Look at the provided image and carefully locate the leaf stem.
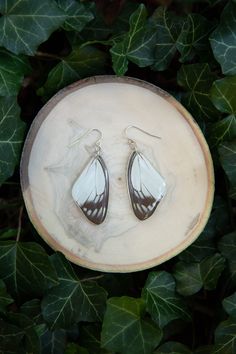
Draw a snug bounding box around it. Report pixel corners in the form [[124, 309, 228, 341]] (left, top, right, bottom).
[[81, 274, 104, 282], [16, 206, 23, 242], [35, 51, 61, 60]]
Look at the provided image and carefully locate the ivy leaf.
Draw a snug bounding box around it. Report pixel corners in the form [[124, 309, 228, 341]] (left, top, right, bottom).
[[223, 292, 236, 318], [8, 312, 41, 354], [173, 262, 202, 296], [154, 341, 192, 353], [0, 0, 66, 55], [214, 318, 236, 354], [80, 324, 111, 354], [0, 319, 25, 353], [39, 327, 66, 354], [110, 4, 156, 75], [177, 14, 210, 62], [79, 3, 111, 41], [150, 7, 182, 71], [101, 296, 162, 354], [0, 49, 30, 96], [174, 254, 225, 296], [218, 232, 236, 285], [0, 97, 25, 185], [200, 253, 225, 290], [41, 253, 107, 329], [142, 271, 190, 328], [65, 343, 89, 354], [21, 299, 43, 324], [219, 141, 236, 200], [211, 76, 236, 114], [57, 0, 94, 32], [210, 2, 236, 75], [218, 232, 236, 261], [38, 45, 106, 98], [0, 278, 13, 313], [177, 63, 218, 121], [209, 115, 236, 148], [0, 241, 58, 297]]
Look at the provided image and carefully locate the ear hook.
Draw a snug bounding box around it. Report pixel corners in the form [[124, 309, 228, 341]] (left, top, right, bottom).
[[68, 128, 102, 149], [124, 125, 161, 150]]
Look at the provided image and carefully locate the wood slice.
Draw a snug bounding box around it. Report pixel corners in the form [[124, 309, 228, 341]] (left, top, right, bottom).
[[20, 76, 214, 272]]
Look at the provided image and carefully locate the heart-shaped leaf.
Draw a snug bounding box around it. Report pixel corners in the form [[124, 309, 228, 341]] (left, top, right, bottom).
[[42, 253, 107, 329], [0, 278, 13, 313], [101, 296, 162, 354], [0, 241, 58, 297], [0, 97, 25, 185], [0, 0, 66, 55], [110, 4, 156, 75], [210, 2, 236, 75], [142, 271, 190, 328]]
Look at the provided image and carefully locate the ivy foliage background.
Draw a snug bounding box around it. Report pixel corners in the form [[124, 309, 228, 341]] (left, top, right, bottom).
[[0, 0, 236, 353]]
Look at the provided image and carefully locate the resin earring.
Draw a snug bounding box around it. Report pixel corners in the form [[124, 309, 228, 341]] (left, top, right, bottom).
[[125, 125, 166, 221], [69, 129, 109, 225]]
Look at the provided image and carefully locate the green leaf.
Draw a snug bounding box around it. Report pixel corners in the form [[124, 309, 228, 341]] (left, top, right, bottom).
[[0, 49, 30, 96], [0, 319, 25, 353], [223, 292, 236, 318], [110, 4, 156, 75], [21, 299, 43, 324], [177, 14, 210, 62], [200, 253, 225, 290], [0, 278, 13, 313], [0, 241, 58, 297], [219, 141, 236, 200], [8, 312, 41, 354], [173, 262, 202, 296], [79, 3, 111, 41], [65, 343, 89, 354], [209, 115, 236, 148], [101, 296, 162, 354], [210, 2, 236, 75], [38, 45, 106, 98], [80, 324, 111, 354], [218, 232, 236, 285], [154, 341, 192, 353], [41, 253, 107, 329], [211, 76, 236, 114], [0, 97, 25, 185], [174, 254, 225, 295], [177, 63, 218, 120], [57, 0, 94, 32], [39, 327, 66, 354], [218, 232, 236, 261], [142, 271, 190, 328], [0, 228, 18, 240], [214, 318, 236, 354], [0, 0, 66, 55], [150, 7, 182, 71]]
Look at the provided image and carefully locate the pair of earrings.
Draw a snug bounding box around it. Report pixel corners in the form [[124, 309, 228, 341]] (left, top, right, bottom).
[[70, 126, 166, 225]]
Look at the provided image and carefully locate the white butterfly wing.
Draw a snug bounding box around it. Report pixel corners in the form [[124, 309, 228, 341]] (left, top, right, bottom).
[[128, 151, 166, 220], [72, 156, 109, 224]]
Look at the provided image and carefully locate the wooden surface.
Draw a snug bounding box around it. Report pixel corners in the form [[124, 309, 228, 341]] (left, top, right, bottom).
[[20, 76, 214, 272]]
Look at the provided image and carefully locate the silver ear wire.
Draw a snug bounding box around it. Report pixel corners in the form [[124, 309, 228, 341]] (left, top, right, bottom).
[[124, 125, 161, 150], [68, 128, 102, 155]]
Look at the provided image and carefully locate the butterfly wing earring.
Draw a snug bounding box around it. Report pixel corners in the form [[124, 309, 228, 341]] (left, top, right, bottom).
[[69, 129, 109, 225], [125, 126, 166, 221]]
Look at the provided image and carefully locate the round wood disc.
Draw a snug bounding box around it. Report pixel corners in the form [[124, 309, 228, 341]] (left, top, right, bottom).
[[20, 76, 214, 272]]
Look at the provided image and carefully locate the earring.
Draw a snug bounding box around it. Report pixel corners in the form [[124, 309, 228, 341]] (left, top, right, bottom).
[[125, 126, 166, 221], [69, 129, 109, 225]]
